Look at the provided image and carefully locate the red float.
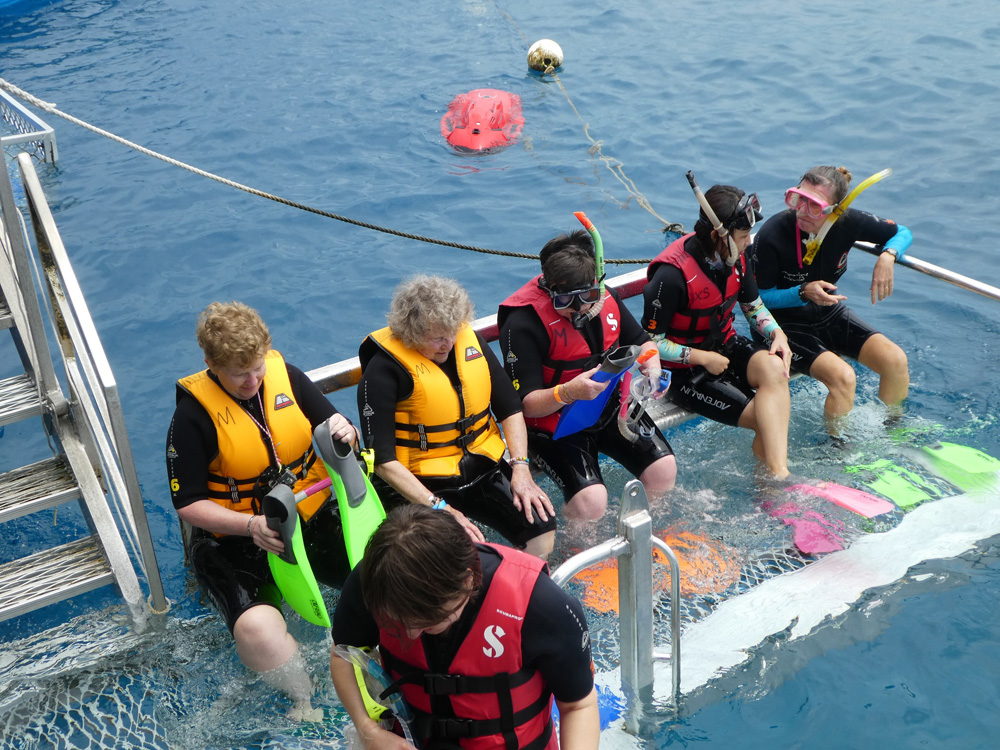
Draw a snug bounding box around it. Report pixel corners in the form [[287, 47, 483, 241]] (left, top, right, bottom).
[[440, 88, 524, 154]]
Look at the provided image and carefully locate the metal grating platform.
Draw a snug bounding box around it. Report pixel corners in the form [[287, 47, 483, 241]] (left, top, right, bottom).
[[0, 372, 44, 427], [0, 456, 79, 523], [0, 536, 113, 622]]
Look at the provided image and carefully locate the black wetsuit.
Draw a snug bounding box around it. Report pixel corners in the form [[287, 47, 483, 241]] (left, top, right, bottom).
[[166, 363, 350, 632], [356, 333, 556, 548], [752, 208, 901, 373], [642, 238, 768, 426], [499, 289, 672, 502]]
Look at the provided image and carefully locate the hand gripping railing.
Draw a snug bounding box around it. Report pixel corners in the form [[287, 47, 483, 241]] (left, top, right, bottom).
[[551, 479, 681, 730]]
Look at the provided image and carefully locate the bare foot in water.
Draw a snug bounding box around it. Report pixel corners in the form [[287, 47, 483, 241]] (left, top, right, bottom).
[[288, 702, 324, 722]]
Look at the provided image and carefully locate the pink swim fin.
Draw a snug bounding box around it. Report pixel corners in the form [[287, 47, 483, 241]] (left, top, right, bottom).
[[785, 482, 896, 519]]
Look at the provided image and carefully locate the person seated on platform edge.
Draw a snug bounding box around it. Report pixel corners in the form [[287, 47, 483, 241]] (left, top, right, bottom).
[[166, 301, 358, 721], [497, 229, 677, 521], [751, 165, 911, 426], [642, 183, 793, 479], [330, 504, 599, 750], [357, 275, 556, 559]]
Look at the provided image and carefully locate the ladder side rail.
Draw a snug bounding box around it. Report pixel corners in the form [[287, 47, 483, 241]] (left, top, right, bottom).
[[55, 411, 146, 625], [16, 153, 167, 615], [0, 160, 63, 409], [65, 357, 141, 544]]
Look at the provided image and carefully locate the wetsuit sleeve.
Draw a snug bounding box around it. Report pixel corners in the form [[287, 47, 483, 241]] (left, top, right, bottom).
[[642, 263, 693, 363], [287, 363, 340, 427], [166, 396, 218, 510], [759, 285, 805, 310], [749, 215, 785, 291], [884, 224, 912, 261], [521, 573, 595, 703], [641, 263, 687, 335], [357, 351, 409, 464], [736, 258, 762, 305], [482, 333, 523, 421], [740, 296, 781, 339], [846, 209, 901, 248], [498, 305, 552, 398], [331, 567, 380, 648]]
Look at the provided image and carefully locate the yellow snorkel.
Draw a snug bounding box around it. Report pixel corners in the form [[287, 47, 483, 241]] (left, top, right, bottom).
[[802, 168, 892, 264]]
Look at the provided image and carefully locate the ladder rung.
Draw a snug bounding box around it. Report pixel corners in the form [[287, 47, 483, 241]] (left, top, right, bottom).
[[0, 536, 113, 622], [0, 456, 79, 522], [0, 373, 44, 427]]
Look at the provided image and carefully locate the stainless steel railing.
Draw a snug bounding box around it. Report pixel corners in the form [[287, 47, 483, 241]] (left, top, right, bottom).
[[15, 153, 168, 614], [551, 480, 682, 730]]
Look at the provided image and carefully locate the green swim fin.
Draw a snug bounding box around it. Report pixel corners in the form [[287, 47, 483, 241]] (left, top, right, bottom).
[[846, 458, 944, 510], [263, 484, 331, 627], [312, 424, 386, 568], [919, 441, 1000, 492]]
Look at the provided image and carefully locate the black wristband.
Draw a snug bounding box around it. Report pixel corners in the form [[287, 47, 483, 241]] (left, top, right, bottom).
[[798, 284, 807, 302]]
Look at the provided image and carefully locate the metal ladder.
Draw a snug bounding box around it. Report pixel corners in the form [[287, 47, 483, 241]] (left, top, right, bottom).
[[0, 152, 166, 624]]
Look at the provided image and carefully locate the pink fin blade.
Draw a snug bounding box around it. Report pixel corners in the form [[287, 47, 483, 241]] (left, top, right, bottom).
[[785, 482, 896, 519]]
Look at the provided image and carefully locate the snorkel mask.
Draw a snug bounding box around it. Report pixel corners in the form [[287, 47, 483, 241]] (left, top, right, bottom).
[[541, 212, 608, 330], [686, 171, 762, 267]]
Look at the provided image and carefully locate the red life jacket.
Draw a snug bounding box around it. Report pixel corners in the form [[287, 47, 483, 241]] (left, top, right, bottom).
[[379, 544, 557, 750], [647, 234, 744, 366], [498, 276, 620, 433]]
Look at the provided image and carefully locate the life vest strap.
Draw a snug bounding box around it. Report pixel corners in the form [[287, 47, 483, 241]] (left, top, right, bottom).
[[395, 418, 491, 453], [411, 688, 552, 741]]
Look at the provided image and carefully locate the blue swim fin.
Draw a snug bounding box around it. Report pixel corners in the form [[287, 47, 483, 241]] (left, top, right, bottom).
[[552, 345, 641, 440], [263, 484, 331, 627], [312, 424, 386, 568]]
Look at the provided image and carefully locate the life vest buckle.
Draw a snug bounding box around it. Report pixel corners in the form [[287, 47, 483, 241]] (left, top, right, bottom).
[[430, 716, 477, 739], [425, 673, 468, 696]]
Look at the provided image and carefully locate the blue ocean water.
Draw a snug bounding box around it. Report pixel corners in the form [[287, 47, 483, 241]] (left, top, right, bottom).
[[2, 0, 1000, 747]]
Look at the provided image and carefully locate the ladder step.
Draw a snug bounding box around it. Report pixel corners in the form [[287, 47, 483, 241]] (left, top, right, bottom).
[[0, 456, 79, 523], [0, 536, 113, 622], [0, 373, 44, 428]]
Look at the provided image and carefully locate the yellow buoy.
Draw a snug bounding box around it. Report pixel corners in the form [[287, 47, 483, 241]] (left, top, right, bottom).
[[527, 39, 564, 74]]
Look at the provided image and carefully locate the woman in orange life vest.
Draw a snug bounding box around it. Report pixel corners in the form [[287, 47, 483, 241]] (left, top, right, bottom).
[[641, 182, 793, 479], [330, 504, 599, 750], [166, 301, 359, 721], [357, 275, 556, 559]]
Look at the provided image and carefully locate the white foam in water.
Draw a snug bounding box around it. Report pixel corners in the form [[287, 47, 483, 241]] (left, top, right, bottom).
[[598, 481, 1000, 748]]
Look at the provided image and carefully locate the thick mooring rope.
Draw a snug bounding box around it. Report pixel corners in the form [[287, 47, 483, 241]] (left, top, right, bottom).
[[0, 77, 666, 265]]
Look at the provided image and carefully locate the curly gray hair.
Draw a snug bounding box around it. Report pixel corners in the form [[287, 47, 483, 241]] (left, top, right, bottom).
[[386, 275, 475, 349]]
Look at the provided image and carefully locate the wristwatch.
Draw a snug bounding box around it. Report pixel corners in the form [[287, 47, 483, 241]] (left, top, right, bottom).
[[882, 247, 898, 260]]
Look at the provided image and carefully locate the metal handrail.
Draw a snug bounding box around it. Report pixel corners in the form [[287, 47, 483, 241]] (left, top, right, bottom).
[[854, 241, 1000, 302], [15, 153, 168, 614], [551, 480, 682, 729]]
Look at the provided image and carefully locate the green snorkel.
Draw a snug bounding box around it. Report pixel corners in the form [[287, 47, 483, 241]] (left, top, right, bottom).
[[568, 211, 606, 330], [573, 211, 605, 296]]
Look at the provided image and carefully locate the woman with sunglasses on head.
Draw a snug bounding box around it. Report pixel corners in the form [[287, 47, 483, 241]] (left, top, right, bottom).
[[751, 166, 912, 424], [498, 229, 677, 521], [642, 181, 793, 480]]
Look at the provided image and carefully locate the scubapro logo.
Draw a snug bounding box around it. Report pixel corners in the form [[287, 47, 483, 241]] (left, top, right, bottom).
[[482, 625, 506, 658]]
